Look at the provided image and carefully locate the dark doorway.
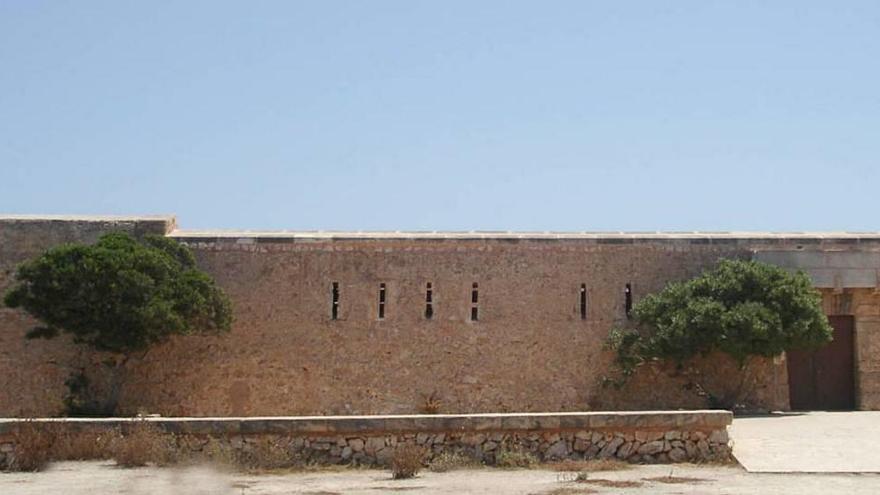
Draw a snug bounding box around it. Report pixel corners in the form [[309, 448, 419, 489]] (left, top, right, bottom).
[[787, 315, 855, 410]]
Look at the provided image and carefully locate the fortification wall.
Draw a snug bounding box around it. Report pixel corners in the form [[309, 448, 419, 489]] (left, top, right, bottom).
[[0, 217, 175, 416], [3, 217, 877, 416], [119, 235, 764, 416]]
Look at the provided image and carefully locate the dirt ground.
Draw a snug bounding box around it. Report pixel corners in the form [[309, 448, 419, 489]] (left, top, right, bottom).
[[3, 461, 880, 495]]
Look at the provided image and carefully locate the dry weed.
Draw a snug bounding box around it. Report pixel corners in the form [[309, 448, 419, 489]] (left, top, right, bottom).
[[428, 451, 480, 472], [495, 447, 537, 468], [576, 477, 644, 488], [419, 392, 442, 414], [549, 458, 630, 472], [235, 436, 297, 471], [53, 429, 113, 461], [544, 488, 599, 495], [5, 421, 55, 472], [390, 443, 425, 479], [109, 421, 177, 467], [643, 475, 708, 484], [193, 437, 239, 469]]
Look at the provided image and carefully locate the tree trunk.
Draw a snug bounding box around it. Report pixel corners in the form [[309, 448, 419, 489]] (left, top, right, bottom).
[[101, 357, 128, 416]]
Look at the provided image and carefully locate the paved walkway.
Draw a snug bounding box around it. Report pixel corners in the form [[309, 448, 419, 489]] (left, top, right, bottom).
[[730, 411, 880, 473]]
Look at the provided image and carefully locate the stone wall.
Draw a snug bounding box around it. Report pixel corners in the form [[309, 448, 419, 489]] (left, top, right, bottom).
[[133, 231, 856, 416], [2, 216, 880, 416], [111, 235, 781, 416], [0, 216, 176, 416], [0, 411, 733, 469]]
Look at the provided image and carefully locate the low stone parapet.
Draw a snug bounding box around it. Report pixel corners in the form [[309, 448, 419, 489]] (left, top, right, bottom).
[[0, 411, 732, 469]]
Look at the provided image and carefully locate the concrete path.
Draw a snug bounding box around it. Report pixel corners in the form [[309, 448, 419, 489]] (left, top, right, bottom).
[[731, 411, 880, 473]]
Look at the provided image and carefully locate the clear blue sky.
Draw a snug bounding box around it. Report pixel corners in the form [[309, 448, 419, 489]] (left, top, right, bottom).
[[1, 2, 878, 231]]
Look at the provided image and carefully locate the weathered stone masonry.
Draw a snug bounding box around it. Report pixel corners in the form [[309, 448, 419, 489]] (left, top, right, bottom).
[[0, 411, 733, 468], [1, 215, 880, 416]]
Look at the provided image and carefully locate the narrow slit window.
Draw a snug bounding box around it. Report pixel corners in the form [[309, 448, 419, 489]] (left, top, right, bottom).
[[625, 283, 632, 318], [331, 282, 339, 320], [580, 284, 587, 320], [378, 283, 386, 320], [425, 282, 433, 319], [470, 282, 479, 321]]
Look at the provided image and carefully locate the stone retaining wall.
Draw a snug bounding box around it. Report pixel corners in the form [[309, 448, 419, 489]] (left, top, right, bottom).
[[0, 411, 732, 469]]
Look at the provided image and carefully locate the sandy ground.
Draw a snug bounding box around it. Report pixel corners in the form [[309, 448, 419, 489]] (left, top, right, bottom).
[[2, 461, 880, 495]]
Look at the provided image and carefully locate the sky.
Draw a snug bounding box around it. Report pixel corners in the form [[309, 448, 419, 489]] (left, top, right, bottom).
[[1, 1, 879, 232]]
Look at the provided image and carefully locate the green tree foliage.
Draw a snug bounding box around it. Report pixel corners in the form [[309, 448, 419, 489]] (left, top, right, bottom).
[[608, 259, 832, 377], [4, 232, 232, 354]]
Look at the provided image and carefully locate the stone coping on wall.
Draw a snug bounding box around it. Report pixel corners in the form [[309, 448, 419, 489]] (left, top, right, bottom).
[[169, 230, 880, 246], [0, 411, 731, 436], [0, 215, 177, 234], [4, 215, 880, 245], [0, 214, 176, 222]]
